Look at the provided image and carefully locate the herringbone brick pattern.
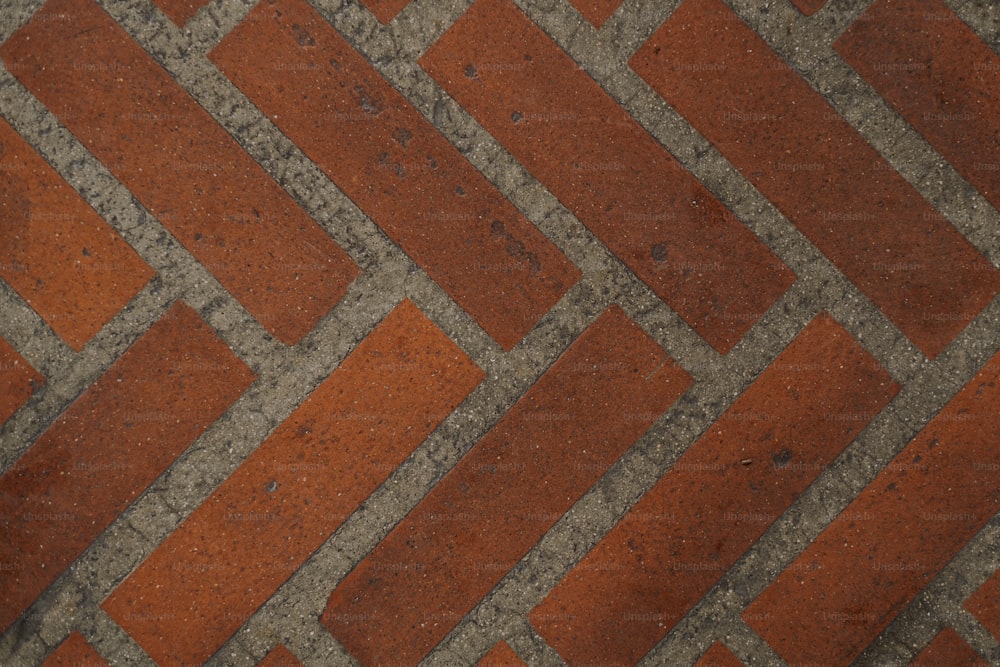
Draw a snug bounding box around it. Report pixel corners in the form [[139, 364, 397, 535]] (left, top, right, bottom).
[[1, 0, 998, 665]]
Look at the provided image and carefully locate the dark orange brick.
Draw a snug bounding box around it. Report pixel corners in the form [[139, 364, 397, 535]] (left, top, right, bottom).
[[631, 0, 1000, 359], [835, 0, 1000, 212], [965, 569, 1000, 642], [0, 0, 358, 346], [152, 0, 208, 26], [42, 631, 108, 666], [790, 0, 826, 15], [743, 350, 1000, 666], [696, 642, 746, 667], [101, 300, 483, 666], [209, 0, 579, 351], [477, 641, 526, 667], [569, 0, 623, 27], [530, 313, 897, 666], [420, 0, 793, 354], [910, 628, 987, 667], [323, 305, 692, 665], [359, 0, 410, 23], [0, 336, 43, 427], [0, 302, 255, 633], [258, 644, 302, 667], [0, 117, 154, 351]]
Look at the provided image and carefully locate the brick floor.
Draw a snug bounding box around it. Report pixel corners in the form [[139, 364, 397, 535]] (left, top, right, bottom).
[[0, 1, 998, 666]]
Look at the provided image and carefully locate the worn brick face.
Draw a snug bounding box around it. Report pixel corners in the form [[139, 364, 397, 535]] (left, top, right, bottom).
[[323, 305, 692, 665], [0, 302, 255, 633], [530, 313, 898, 665], [0, 336, 43, 427], [835, 0, 1000, 214], [209, 0, 579, 351], [0, 117, 154, 351], [101, 300, 483, 666], [744, 350, 1000, 666], [631, 0, 1000, 358], [420, 0, 794, 354], [0, 0, 358, 345]]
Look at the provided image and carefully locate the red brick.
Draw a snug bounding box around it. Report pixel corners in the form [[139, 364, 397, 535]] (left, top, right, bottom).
[[630, 0, 1000, 359], [835, 0, 1000, 213], [790, 0, 826, 15], [0, 0, 358, 346], [695, 642, 746, 667], [910, 628, 987, 667], [530, 313, 897, 666], [419, 0, 794, 354], [0, 336, 43, 427], [209, 0, 579, 352], [152, 0, 207, 26], [258, 644, 302, 667], [359, 0, 410, 23], [42, 631, 108, 666], [101, 300, 483, 666], [743, 350, 1000, 666], [477, 641, 526, 667], [0, 117, 154, 351], [0, 302, 255, 633], [569, 0, 623, 27], [323, 305, 692, 665], [965, 568, 1000, 642]]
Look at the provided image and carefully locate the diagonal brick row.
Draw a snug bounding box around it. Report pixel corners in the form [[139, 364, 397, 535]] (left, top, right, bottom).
[[1, 0, 999, 664]]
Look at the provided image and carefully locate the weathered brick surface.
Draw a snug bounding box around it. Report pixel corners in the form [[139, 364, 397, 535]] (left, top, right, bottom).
[[910, 628, 988, 667], [0, 302, 255, 633], [323, 305, 691, 664], [42, 632, 108, 666], [102, 300, 482, 665], [1, 0, 998, 664], [531, 313, 898, 665], [695, 642, 745, 667], [0, 117, 153, 351], [966, 569, 1000, 642], [744, 350, 1000, 666], [151, 0, 207, 26], [0, 335, 42, 426], [257, 644, 302, 667], [835, 0, 1000, 214], [477, 641, 526, 667], [420, 0, 795, 354], [209, 0, 579, 351], [630, 0, 1000, 358], [0, 0, 358, 345], [568, 0, 623, 27]]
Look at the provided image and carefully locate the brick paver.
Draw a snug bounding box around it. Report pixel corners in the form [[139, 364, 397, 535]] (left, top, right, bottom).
[[744, 349, 1000, 666], [477, 641, 526, 667], [530, 313, 898, 665], [209, 0, 579, 351], [0, 0, 358, 345], [257, 644, 302, 667], [568, 0, 623, 27], [324, 305, 691, 664], [0, 335, 42, 426], [102, 300, 482, 665], [911, 628, 988, 667], [695, 642, 745, 667], [631, 0, 1000, 359], [420, 0, 795, 354], [835, 0, 1000, 214], [1, 0, 999, 664], [42, 632, 108, 666], [0, 117, 153, 351], [966, 569, 1000, 642], [0, 302, 255, 633]]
